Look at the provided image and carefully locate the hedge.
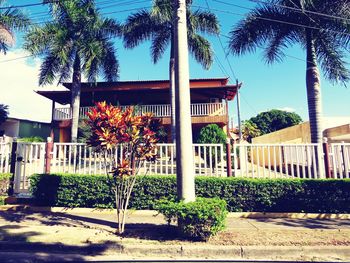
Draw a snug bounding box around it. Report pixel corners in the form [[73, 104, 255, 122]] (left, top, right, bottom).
[[30, 174, 350, 213], [0, 173, 12, 205]]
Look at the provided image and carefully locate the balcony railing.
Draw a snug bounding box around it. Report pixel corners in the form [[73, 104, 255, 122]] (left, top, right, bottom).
[[53, 102, 226, 121]]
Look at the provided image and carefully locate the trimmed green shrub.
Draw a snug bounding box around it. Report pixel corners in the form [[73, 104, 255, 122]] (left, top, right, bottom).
[[30, 174, 350, 213], [0, 173, 12, 196], [157, 198, 227, 241]]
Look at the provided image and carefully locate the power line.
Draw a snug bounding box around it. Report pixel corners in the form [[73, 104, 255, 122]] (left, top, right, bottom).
[[245, 0, 350, 23], [193, 4, 350, 38], [204, 0, 237, 81], [17, 0, 149, 22], [203, 1, 258, 116], [213, 53, 230, 77], [31, 6, 152, 25], [0, 1, 61, 10], [0, 55, 33, 63]]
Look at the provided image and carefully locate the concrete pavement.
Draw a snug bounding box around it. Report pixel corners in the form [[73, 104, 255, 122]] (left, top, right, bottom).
[[0, 206, 350, 261]]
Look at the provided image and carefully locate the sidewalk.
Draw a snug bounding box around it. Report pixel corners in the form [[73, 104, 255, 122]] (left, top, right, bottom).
[[0, 206, 350, 261]]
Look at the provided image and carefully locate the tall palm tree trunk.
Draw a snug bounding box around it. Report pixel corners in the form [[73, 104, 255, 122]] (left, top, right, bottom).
[[71, 55, 82, 143], [305, 30, 322, 144], [170, 34, 176, 143], [175, 0, 195, 202]]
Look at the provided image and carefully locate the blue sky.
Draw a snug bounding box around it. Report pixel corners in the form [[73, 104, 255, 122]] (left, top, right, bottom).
[[1, 0, 349, 123]]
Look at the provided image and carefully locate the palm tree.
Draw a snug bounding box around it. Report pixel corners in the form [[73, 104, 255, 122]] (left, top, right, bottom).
[[24, 0, 121, 142], [228, 0, 350, 143], [0, 0, 30, 54], [0, 104, 9, 125], [123, 0, 220, 142]]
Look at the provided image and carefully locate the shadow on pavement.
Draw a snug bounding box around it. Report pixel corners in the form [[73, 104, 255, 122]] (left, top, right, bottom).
[[0, 210, 181, 242], [122, 223, 181, 241], [0, 223, 123, 262], [248, 217, 350, 229]]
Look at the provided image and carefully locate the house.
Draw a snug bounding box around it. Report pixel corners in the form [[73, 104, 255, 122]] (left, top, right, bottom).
[[0, 117, 59, 141], [36, 78, 241, 142]]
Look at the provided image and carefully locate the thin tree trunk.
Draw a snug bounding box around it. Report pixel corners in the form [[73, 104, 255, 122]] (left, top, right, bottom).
[[170, 37, 176, 143], [305, 29, 322, 144], [71, 55, 81, 143]]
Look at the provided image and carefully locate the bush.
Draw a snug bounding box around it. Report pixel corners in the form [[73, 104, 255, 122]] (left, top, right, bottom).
[[18, 136, 45, 142], [196, 124, 226, 145], [248, 109, 303, 135], [0, 173, 12, 196], [196, 124, 227, 167], [0, 196, 6, 205], [157, 198, 227, 241], [30, 174, 350, 213]]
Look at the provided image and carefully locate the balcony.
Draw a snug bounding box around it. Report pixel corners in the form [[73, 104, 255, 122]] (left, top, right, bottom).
[[53, 103, 227, 121]]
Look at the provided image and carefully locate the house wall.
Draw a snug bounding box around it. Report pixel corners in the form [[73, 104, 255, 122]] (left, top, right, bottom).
[[0, 120, 20, 137], [18, 120, 59, 141], [324, 124, 350, 142], [251, 117, 350, 168], [252, 122, 311, 144], [252, 117, 350, 144]]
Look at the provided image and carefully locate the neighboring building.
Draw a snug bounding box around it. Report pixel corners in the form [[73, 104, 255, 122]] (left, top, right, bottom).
[[0, 117, 59, 141], [36, 78, 241, 142], [252, 117, 350, 143]]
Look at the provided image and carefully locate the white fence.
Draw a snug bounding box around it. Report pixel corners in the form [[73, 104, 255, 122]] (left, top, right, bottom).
[[0, 142, 11, 173], [51, 143, 225, 177], [53, 102, 226, 120], [14, 142, 46, 193], [231, 143, 325, 179], [2, 141, 350, 194], [329, 143, 350, 179]]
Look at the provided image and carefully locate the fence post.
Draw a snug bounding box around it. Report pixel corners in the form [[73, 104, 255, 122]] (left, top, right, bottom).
[[9, 138, 17, 196], [45, 137, 53, 174], [322, 137, 331, 179], [226, 138, 232, 177]]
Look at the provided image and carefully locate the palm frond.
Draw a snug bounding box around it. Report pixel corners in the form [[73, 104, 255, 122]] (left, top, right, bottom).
[[228, 4, 301, 56], [25, 0, 120, 85], [97, 18, 122, 38], [0, 8, 31, 31], [24, 23, 62, 56], [264, 29, 296, 64], [315, 33, 350, 85], [39, 52, 62, 85], [151, 29, 170, 63], [188, 10, 220, 35], [123, 10, 161, 49], [151, 0, 173, 22], [188, 33, 213, 69], [101, 41, 119, 82], [0, 5, 31, 51]]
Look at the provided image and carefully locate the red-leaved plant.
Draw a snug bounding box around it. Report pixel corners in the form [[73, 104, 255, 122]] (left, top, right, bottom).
[[86, 102, 159, 233]]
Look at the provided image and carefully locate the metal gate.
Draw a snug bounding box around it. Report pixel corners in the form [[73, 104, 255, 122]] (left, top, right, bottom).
[[13, 142, 46, 194]]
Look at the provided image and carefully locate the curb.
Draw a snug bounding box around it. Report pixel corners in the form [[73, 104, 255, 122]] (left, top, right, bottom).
[[1, 205, 350, 219], [0, 242, 349, 261]]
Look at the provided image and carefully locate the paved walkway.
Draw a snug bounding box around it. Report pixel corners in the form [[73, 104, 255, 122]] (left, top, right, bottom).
[[2, 208, 350, 231], [0, 207, 350, 261]]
